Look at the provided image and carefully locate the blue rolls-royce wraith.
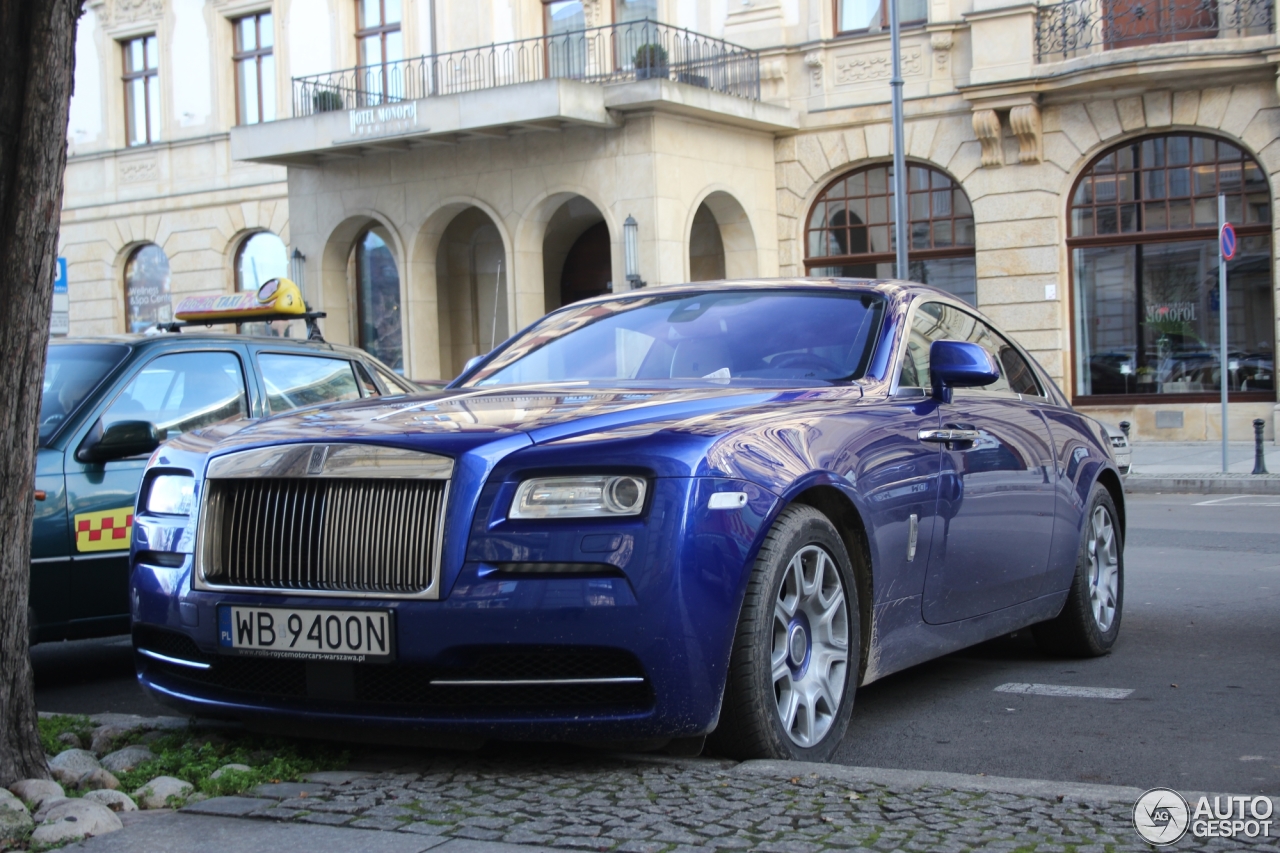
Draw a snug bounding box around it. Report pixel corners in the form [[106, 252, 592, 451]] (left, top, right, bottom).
[[130, 279, 1125, 760]]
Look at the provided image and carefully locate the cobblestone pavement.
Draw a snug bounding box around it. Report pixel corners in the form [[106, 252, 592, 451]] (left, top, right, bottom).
[[183, 750, 1278, 853]]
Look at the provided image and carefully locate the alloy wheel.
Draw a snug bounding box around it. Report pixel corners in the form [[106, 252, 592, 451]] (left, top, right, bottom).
[[772, 544, 850, 747]]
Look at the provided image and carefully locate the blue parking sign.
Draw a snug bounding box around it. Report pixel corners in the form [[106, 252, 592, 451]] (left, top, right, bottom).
[[54, 257, 67, 294]]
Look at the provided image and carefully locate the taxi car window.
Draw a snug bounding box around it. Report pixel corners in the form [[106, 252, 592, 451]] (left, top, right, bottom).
[[259, 353, 361, 415], [374, 365, 417, 394], [102, 351, 247, 437], [354, 362, 380, 397], [467, 291, 886, 386], [40, 344, 129, 445]]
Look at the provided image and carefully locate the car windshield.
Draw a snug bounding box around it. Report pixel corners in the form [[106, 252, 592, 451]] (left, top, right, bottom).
[[40, 344, 130, 445], [465, 290, 886, 387]]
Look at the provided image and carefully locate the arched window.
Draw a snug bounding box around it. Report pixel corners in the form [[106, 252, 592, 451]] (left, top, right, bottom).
[[805, 162, 976, 304], [124, 243, 171, 332], [235, 231, 288, 291], [1070, 132, 1274, 401], [354, 225, 403, 371]]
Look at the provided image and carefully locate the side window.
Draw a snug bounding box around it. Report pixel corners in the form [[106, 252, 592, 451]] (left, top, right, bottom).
[[102, 351, 247, 437], [259, 353, 361, 415], [931, 306, 1012, 396], [354, 362, 381, 397], [374, 365, 416, 394], [994, 335, 1042, 397], [898, 302, 950, 390]]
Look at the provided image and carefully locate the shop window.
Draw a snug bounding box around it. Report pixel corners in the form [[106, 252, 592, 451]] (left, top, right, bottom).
[[354, 225, 404, 371], [805, 161, 977, 304], [1070, 133, 1274, 401], [357, 0, 403, 104], [123, 35, 159, 146], [234, 12, 276, 125], [124, 244, 171, 333], [837, 0, 926, 34]]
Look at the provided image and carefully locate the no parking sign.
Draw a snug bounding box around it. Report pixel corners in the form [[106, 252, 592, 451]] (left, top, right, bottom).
[[1220, 221, 1237, 260]]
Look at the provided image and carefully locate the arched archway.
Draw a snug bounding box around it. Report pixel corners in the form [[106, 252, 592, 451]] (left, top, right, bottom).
[[540, 194, 613, 312], [688, 191, 757, 281], [804, 161, 976, 304], [1068, 131, 1274, 402], [319, 213, 405, 357], [434, 207, 510, 378]]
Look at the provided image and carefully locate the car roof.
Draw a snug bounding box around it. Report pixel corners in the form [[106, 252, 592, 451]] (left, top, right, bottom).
[[49, 331, 370, 359]]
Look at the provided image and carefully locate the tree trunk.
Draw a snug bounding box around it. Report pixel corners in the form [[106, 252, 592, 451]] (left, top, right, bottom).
[[0, 0, 84, 785]]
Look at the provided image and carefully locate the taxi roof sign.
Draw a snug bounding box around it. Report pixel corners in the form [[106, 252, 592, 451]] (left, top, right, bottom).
[[161, 278, 325, 340], [174, 278, 306, 322]]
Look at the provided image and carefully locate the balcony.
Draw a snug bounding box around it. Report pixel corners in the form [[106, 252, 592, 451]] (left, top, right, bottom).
[[231, 19, 795, 166], [1036, 0, 1274, 62], [292, 19, 761, 117]]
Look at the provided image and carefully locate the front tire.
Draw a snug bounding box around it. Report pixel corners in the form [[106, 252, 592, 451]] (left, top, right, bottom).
[[1033, 483, 1124, 657], [709, 505, 860, 761]]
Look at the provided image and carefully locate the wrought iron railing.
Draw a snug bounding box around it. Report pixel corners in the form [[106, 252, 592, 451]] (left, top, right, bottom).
[[1036, 0, 1273, 61], [292, 19, 760, 119]]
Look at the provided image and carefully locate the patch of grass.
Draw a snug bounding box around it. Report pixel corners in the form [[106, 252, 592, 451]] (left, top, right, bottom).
[[113, 731, 348, 801], [36, 715, 94, 756]]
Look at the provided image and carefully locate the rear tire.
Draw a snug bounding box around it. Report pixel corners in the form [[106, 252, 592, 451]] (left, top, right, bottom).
[[709, 505, 860, 761], [1033, 483, 1123, 657]]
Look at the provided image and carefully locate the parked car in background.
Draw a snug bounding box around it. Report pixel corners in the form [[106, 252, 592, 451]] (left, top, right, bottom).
[[33, 322, 416, 644], [1101, 422, 1131, 475], [130, 279, 1125, 760]]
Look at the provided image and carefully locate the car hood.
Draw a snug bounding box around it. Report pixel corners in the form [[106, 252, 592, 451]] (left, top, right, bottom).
[[198, 383, 843, 460]]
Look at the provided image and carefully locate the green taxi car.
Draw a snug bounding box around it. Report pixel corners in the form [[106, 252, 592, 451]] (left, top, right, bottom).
[[32, 331, 417, 644]]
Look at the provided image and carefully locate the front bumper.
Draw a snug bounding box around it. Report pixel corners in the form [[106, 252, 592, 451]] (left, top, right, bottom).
[[131, 477, 778, 740]]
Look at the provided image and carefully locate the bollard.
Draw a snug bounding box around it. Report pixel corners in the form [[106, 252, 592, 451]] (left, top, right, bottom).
[[1253, 418, 1269, 475], [1119, 420, 1131, 440]]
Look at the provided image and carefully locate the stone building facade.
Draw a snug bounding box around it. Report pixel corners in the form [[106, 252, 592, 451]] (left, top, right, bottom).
[[62, 0, 1280, 438]]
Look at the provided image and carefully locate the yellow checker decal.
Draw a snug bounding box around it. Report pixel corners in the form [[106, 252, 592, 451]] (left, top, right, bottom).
[[74, 507, 134, 553]]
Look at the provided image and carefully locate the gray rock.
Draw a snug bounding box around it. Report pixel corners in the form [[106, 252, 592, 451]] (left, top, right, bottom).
[[57, 731, 84, 750], [8, 778, 64, 810], [133, 776, 194, 809], [209, 763, 252, 780], [48, 748, 102, 786], [0, 805, 33, 843], [100, 744, 156, 774], [0, 796, 28, 816], [33, 797, 69, 823], [90, 724, 133, 756], [30, 798, 122, 845], [79, 767, 121, 791], [82, 789, 138, 812]]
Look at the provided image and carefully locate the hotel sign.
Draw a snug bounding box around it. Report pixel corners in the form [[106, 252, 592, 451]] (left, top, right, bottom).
[[346, 101, 421, 139]]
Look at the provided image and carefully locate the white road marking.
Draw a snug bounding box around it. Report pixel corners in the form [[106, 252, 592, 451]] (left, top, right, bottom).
[[1194, 495, 1280, 506], [994, 682, 1133, 700]]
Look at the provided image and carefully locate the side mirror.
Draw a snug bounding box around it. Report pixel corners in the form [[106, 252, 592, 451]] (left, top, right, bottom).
[[76, 420, 165, 464], [930, 340, 999, 402]]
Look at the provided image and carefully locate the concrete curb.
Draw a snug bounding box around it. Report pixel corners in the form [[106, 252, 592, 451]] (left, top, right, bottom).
[[1123, 474, 1280, 494], [735, 760, 1146, 805]]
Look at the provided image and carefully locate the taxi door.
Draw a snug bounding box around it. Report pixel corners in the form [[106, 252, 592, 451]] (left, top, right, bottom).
[[63, 345, 252, 630]]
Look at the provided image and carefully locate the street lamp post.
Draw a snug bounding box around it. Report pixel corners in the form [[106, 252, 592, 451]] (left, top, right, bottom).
[[889, 0, 909, 281], [624, 215, 645, 289]]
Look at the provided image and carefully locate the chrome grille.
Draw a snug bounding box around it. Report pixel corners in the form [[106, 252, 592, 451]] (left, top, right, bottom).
[[202, 478, 447, 595]]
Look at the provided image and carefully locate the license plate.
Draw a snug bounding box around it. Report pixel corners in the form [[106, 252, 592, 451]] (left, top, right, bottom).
[[217, 606, 394, 662]]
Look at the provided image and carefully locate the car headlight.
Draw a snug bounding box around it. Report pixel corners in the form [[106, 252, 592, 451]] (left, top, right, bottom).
[[146, 474, 195, 515], [510, 475, 647, 519]]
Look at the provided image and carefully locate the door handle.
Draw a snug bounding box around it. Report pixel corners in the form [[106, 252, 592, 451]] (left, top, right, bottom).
[[919, 428, 980, 443]]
